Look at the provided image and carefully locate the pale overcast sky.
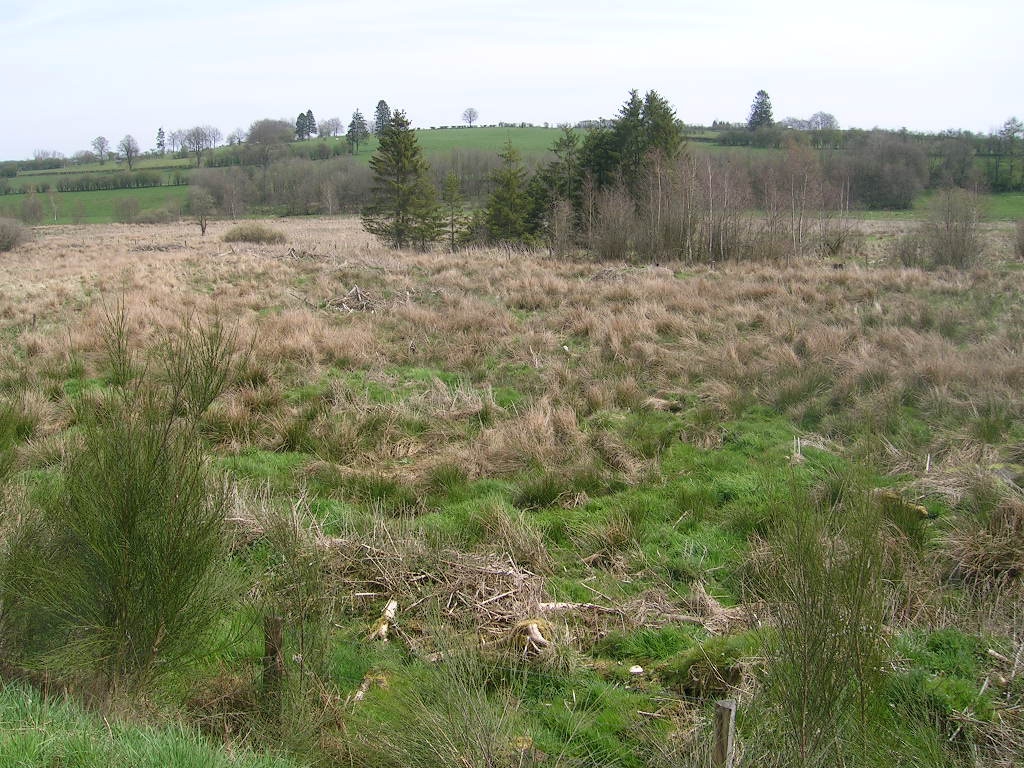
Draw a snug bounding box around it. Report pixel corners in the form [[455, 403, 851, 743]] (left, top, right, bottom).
[[4, 0, 1021, 159]]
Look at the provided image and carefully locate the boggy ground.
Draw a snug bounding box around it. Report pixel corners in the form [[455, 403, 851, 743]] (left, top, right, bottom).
[[0, 217, 1022, 767]]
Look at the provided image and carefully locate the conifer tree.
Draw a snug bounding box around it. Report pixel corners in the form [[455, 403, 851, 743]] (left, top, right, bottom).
[[409, 177, 444, 251], [361, 110, 440, 250], [642, 90, 683, 160], [305, 109, 317, 138], [347, 110, 370, 153], [748, 90, 774, 130], [614, 89, 647, 187], [156, 127, 165, 156], [485, 141, 533, 244], [295, 112, 309, 141], [374, 101, 391, 136]]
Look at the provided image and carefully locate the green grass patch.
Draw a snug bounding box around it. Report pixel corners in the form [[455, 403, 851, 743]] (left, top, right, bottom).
[[220, 450, 310, 490], [594, 625, 706, 662], [0, 682, 300, 767]]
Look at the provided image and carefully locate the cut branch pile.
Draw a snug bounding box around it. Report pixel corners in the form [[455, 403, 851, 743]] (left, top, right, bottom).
[[323, 285, 376, 313]]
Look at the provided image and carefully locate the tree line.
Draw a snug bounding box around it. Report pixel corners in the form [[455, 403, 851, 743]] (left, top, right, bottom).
[[355, 90, 976, 261]]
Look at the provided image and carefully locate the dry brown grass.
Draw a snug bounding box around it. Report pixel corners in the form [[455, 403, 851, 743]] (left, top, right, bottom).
[[2, 216, 1020, 493]]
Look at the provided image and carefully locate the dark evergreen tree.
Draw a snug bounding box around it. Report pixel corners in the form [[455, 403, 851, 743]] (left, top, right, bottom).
[[748, 90, 774, 130], [578, 127, 620, 189], [409, 177, 444, 250], [614, 89, 647, 188], [642, 90, 684, 160], [374, 101, 391, 136], [156, 127, 166, 156], [295, 112, 309, 141], [578, 89, 684, 193], [361, 110, 440, 250], [528, 127, 582, 235], [485, 141, 533, 244], [305, 109, 317, 138], [347, 110, 370, 153]]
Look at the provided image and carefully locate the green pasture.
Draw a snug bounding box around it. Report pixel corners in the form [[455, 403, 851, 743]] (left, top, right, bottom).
[[16, 155, 191, 177], [0, 185, 189, 225]]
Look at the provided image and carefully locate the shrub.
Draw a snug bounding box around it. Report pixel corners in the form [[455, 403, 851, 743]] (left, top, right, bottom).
[[921, 188, 982, 268], [892, 231, 926, 268], [114, 197, 140, 223], [0, 217, 28, 252], [755, 481, 889, 765], [222, 222, 287, 244], [19, 194, 43, 225], [134, 208, 175, 224], [0, 308, 241, 697]]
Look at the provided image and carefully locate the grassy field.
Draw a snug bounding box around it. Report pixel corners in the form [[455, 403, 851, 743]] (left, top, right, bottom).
[[0, 185, 189, 225], [293, 126, 564, 163], [0, 217, 1021, 766], [16, 155, 192, 176]]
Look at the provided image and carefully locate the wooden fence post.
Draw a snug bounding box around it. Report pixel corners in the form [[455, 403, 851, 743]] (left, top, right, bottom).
[[712, 698, 737, 768]]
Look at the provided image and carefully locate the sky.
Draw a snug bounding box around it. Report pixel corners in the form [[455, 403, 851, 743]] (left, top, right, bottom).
[[3, 0, 1022, 160]]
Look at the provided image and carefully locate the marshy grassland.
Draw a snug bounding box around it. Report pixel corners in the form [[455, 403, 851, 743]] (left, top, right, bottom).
[[0, 216, 1022, 767]]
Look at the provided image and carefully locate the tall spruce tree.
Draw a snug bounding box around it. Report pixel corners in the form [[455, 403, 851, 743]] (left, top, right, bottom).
[[362, 110, 440, 250], [295, 112, 309, 141], [614, 89, 647, 188], [374, 101, 391, 136], [156, 127, 166, 155], [748, 90, 774, 130], [305, 109, 317, 138], [642, 90, 683, 160]]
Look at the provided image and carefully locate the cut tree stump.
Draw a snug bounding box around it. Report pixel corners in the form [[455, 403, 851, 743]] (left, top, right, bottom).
[[371, 599, 399, 642]]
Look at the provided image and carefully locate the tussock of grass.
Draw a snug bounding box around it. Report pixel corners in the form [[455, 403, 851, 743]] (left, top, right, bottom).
[[222, 223, 287, 245]]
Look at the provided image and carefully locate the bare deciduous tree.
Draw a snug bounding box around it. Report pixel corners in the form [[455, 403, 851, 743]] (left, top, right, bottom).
[[92, 136, 110, 164], [182, 126, 217, 167], [118, 135, 140, 170], [318, 117, 342, 137], [462, 107, 479, 127], [168, 129, 185, 153]]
